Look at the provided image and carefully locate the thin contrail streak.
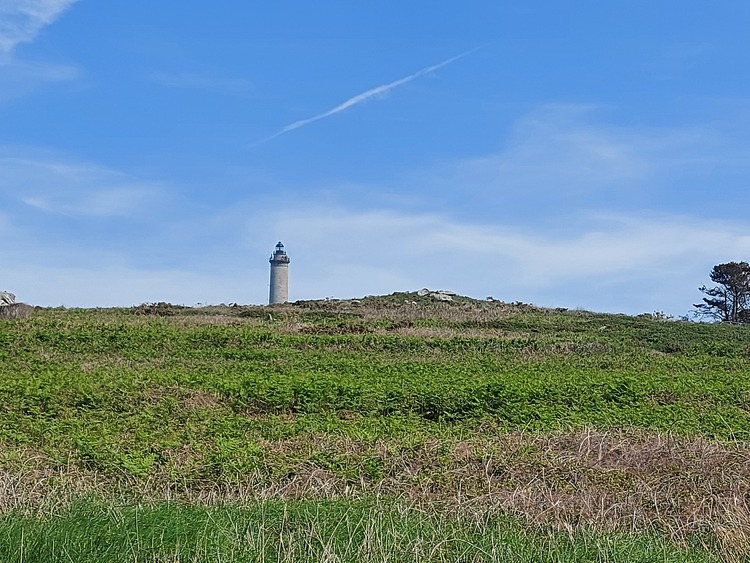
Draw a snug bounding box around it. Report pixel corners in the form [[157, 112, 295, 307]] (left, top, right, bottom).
[[255, 49, 476, 145]]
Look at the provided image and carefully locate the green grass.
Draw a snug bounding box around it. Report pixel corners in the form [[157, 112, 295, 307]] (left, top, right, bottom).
[[1, 301, 749, 465], [0, 499, 720, 563], [1, 295, 749, 560]]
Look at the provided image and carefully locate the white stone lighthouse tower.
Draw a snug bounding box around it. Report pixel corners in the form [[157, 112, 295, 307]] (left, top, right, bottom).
[[268, 241, 290, 304]]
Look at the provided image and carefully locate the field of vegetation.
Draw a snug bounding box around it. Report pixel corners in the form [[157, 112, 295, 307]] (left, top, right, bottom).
[[1, 292, 749, 561]]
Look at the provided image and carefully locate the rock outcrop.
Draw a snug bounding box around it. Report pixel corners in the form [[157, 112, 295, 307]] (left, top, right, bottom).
[[0, 303, 33, 319], [417, 288, 456, 302], [0, 292, 34, 319]]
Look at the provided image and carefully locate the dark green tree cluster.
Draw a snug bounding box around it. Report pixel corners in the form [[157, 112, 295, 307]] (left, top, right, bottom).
[[694, 261, 750, 323]]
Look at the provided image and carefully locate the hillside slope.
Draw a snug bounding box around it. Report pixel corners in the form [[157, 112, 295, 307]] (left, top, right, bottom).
[[0, 293, 748, 560]]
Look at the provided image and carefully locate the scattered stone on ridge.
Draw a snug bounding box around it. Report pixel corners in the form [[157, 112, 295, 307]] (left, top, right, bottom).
[[0, 303, 33, 319], [415, 288, 459, 302]]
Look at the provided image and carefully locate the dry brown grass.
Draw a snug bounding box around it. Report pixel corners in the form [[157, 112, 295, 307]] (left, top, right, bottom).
[[352, 299, 536, 328], [382, 325, 531, 340], [164, 299, 541, 339], [141, 297, 537, 326], [1, 429, 748, 554], [0, 450, 119, 514]]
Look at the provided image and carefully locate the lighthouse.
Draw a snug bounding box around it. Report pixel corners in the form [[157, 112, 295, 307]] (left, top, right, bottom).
[[269, 241, 290, 304]]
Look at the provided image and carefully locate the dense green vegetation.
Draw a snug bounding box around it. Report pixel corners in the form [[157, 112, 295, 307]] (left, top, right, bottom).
[[0, 293, 748, 561], [0, 500, 720, 563]]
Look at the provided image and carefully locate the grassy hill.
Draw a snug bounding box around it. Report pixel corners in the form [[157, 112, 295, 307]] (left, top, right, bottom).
[[0, 293, 748, 561]]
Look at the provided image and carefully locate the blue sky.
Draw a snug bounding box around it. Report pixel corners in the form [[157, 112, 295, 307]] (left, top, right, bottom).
[[2, 1, 750, 315]]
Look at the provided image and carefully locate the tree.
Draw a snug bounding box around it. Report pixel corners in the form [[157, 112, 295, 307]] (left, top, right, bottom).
[[694, 261, 750, 323]]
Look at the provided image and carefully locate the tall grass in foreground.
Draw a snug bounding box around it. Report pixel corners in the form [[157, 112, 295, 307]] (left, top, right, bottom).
[[0, 499, 721, 563]]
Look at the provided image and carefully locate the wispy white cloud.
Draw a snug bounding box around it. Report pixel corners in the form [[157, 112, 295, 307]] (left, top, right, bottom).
[[22, 187, 156, 217], [0, 150, 165, 217], [0, 0, 80, 59], [410, 103, 750, 223], [256, 49, 476, 145], [0, 57, 77, 79], [0, 1, 81, 97], [0, 58, 80, 99]]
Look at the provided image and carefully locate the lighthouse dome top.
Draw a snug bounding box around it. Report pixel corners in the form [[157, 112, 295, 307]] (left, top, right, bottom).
[[269, 241, 290, 264]]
